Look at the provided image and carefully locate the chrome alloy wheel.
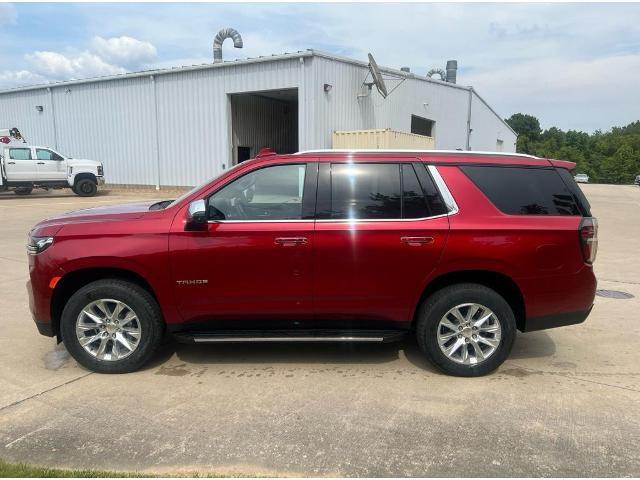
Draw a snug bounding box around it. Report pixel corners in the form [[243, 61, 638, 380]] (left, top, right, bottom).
[[75, 299, 142, 361], [436, 303, 502, 365]]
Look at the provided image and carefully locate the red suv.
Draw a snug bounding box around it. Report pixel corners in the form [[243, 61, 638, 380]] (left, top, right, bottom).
[[27, 150, 597, 376]]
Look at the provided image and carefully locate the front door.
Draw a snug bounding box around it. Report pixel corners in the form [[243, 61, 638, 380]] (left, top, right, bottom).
[[313, 160, 450, 328], [169, 162, 317, 328], [4, 147, 37, 181], [35, 148, 67, 181]]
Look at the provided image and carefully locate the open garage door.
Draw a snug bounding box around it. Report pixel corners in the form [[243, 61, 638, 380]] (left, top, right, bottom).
[[230, 89, 298, 164]]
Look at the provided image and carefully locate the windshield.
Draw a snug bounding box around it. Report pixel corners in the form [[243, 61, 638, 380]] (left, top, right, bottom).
[[167, 163, 245, 209]]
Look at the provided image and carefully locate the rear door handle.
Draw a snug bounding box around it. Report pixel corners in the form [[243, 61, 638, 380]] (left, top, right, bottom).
[[7, 161, 15, 165], [401, 236, 434, 246], [37, 162, 45, 165], [274, 237, 308, 246]]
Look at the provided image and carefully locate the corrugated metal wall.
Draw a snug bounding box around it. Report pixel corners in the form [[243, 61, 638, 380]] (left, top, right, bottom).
[[0, 89, 56, 147], [52, 77, 156, 185], [469, 90, 517, 152], [0, 53, 515, 187], [305, 56, 515, 152]]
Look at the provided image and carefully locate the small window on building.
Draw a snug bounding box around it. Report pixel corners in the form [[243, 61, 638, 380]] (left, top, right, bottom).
[[411, 115, 434, 137], [496, 139, 504, 152]]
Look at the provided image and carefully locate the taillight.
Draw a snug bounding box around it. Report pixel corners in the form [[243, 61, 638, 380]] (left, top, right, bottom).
[[579, 217, 598, 264]]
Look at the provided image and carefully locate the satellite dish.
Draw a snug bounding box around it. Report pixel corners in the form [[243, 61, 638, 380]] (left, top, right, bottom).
[[367, 53, 388, 98]]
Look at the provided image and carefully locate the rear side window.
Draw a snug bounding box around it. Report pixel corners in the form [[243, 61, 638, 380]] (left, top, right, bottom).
[[402, 164, 448, 218], [461, 165, 581, 216], [330, 163, 401, 219], [556, 168, 592, 216]]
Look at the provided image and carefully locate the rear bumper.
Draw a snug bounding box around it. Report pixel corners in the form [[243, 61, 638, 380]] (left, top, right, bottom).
[[523, 305, 593, 332]]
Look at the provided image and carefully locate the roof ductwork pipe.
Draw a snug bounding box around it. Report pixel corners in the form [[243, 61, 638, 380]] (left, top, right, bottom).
[[213, 27, 243, 63], [446, 60, 458, 84]]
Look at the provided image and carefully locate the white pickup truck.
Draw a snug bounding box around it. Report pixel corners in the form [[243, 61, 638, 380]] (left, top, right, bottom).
[[0, 130, 104, 196]]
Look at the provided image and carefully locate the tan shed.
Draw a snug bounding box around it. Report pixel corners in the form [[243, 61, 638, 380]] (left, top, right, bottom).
[[332, 129, 435, 150]]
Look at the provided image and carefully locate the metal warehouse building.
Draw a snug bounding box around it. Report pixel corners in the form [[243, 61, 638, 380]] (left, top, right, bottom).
[[0, 49, 516, 188]]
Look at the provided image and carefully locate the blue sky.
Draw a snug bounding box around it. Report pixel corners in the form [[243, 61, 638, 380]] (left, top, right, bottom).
[[1, 2, 639, 131]]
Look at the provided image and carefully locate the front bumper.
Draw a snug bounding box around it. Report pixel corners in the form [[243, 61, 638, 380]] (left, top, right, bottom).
[[97, 176, 105, 186]]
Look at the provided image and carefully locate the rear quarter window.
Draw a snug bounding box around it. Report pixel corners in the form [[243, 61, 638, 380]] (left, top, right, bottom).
[[460, 165, 581, 216]]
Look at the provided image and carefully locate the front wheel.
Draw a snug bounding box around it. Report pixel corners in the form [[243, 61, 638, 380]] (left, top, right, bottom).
[[60, 279, 164, 373], [74, 178, 97, 197], [416, 283, 516, 377]]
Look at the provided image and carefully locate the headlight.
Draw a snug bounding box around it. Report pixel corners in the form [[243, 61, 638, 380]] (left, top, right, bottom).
[[27, 236, 54, 255], [97, 165, 103, 176]]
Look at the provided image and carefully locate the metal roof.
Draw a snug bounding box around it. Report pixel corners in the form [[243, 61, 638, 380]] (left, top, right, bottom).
[[0, 48, 517, 137], [0, 49, 470, 95]]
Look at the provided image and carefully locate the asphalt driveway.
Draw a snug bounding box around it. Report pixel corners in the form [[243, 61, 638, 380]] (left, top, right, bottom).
[[0, 185, 639, 476]]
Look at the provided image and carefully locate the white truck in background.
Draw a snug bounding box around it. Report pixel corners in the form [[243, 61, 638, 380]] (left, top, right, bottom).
[[0, 128, 105, 197]]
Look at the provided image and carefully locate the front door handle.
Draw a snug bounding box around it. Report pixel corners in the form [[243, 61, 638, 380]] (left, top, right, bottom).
[[401, 236, 434, 246], [274, 237, 308, 246], [7, 161, 15, 165], [37, 162, 45, 165]]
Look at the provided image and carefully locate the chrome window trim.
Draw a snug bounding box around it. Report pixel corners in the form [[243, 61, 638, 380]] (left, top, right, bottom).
[[206, 164, 458, 223], [208, 219, 312, 224], [428, 165, 459, 215]]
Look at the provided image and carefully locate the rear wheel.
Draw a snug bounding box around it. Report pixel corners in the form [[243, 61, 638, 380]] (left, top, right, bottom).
[[74, 178, 97, 197], [416, 283, 516, 377], [60, 279, 164, 373], [14, 187, 33, 195]]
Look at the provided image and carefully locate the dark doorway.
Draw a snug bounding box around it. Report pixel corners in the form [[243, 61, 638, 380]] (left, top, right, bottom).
[[237, 146, 251, 163], [230, 89, 299, 165]]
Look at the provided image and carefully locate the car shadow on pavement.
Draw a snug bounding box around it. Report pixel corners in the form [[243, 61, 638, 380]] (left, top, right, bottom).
[[143, 332, 556, 374], [510, 331, 556, 359], [144, 338, 439, 374]]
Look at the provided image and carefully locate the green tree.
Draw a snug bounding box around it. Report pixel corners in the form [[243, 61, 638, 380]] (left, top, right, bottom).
[[506, 113, 640, 184], [505, 113, 542, 140]]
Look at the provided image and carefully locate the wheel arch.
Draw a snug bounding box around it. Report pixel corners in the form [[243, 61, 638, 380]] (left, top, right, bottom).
[[50, 267, 161, 338], [72, 172, 97, 186], [414, 270, 526, 331]]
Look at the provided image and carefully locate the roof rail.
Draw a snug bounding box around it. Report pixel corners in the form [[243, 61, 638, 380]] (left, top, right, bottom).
[[293, 149, 539, 159]]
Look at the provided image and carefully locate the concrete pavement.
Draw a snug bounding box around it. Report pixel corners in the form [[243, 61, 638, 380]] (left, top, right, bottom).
[[0, 185, 639, 476]]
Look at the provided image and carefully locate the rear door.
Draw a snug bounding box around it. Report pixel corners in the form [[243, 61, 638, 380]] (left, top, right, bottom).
[[4, 147, 37, 181], [313, 159, 450, 327], [35, 148, 67, 181]]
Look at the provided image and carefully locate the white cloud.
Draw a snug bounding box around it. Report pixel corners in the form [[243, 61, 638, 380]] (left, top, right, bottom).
[[0, 3, 17, 26], [90, 35, 157, 68], [0, 70, 45, 89], [25, 50, 126, 79], [0, 35, 158, 88]]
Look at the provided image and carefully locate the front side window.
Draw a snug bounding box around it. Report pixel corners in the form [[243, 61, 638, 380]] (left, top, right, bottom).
[[9, 148, 32, 160], [36, 149, 62, 161], [208, 164, 306, 221], [330, 163, 401, 219]]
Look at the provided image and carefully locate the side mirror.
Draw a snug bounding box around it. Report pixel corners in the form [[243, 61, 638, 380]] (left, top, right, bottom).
[[185, 199, 207, 231]]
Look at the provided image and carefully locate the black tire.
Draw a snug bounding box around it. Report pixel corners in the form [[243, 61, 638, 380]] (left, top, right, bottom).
[[74, 178, 97, 197], [416, 283, 516, 377], [60, 279, 164, 373], [14, 187, 33, 195]]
